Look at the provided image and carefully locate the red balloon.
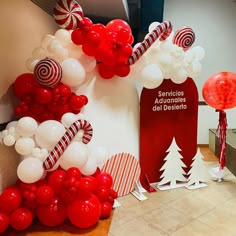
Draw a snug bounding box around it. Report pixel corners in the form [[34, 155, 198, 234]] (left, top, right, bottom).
[[10, 208, 33, 231], [13, 73, 39, 98], [100, 201, 112, 219], [0, 211, 9, 234], [69, 95, 84, 111], [98, 64, 115, 79], [106, 19, 131, 35], [90, 23, 106, 37], [0, 187, 22, 214], [71, 29, 86, 45], [68, 194, 101, 229], [78, 176, 98, 198], [96, 173, 113, 189], [36, 185, 54, 205], [115, 64, 131, 77], [82, 43, 97, 56], [37, 197, 67, 227], [35, 87, 53, 104], [202, 72, 236, 110], [66, 167, 82, 180], [116, 28, 131, 44], [47, 169, 66, 194], [95, 186, 110, 202]]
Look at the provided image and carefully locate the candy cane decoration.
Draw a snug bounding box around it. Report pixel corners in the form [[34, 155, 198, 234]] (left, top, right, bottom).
[[128, 21, 172, 65], [43, 119, 93, 170]]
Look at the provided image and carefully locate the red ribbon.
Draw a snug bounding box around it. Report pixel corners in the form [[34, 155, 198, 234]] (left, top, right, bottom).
[[216, 110, 227, 169]]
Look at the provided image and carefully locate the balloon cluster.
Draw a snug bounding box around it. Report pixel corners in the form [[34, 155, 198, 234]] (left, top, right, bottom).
[[131, 22, 205, 89], [0, 116, 110, 183], [13, 73, 88, 123], [71, 19, 134, 79], [0, 167, 117, 234]]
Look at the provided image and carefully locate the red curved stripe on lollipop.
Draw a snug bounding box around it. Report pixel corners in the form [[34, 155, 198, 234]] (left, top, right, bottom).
[[128, 21, 172, 65], [42, 119, 93, 170]]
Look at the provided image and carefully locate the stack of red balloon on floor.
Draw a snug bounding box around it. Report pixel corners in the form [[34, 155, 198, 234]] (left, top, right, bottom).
[[0, 167, 117, 233]]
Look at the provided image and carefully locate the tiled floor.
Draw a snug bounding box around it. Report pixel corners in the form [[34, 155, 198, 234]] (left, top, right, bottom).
[[108, 147, 236, 236]]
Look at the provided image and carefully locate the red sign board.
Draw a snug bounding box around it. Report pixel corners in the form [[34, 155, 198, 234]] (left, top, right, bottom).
[[139, 78, 199, 189]]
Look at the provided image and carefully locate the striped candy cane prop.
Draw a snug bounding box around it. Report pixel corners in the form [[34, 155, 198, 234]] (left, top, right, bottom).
[[43, 119, 93, 170], [128, 21, 172, 65]]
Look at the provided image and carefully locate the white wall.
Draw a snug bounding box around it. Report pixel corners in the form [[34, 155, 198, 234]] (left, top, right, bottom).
[[163, 0, 236, 143]]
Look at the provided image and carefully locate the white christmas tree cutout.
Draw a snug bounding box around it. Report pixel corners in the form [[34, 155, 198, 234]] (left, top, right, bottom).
[[186, 147, 208, 189], [157, 137, 187, 190]]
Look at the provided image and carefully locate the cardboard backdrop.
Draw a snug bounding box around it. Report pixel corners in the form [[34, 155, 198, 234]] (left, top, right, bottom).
[[139, 77, 199, 188]]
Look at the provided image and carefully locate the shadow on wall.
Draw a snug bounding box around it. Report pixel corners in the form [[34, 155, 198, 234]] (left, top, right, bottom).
[[0, 146, 20, 193]]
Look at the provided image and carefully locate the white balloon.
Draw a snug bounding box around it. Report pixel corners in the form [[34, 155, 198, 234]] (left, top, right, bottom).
[[139, 64, 164, 89], [160, 40, 175, 52], [35, 120, 65, 149], [61, 58, 86, 87], [91, 146, 109, 165], [17, 158, 44, 183], [148, 22, 160, 33], [32, 47, 47, 59], [184, 50, 195, 64], [54, 29, 71, 46], [6, 121, 18, 129], [159, 53, 173, 67], [32, 147, 41, 159], [16, 117, 38, 137], [50, 45, 68, 62], [3, 135, 15, 146], [47, 39, 61, 53], [79, 54, 96, 72], [15, 137, 35, 155], [66, 43, 83, 58], [60, 141, 88, 170], [25, 57, 40, 72], [80, 157, 97, 176], [188, 61, 202, 78], [61, 112, 78, 128], [41, 34, 55, 49], [172, 68, 188, 84], [192, 46, 205, 60]]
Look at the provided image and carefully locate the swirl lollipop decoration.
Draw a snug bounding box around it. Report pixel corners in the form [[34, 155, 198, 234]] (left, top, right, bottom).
[[34, 58, 62, 88], [53, 0, 84, 30], [172, 27, 195, 51]]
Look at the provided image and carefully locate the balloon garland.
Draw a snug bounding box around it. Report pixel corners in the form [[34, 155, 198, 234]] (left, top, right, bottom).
[[0, 0, 207, 233]]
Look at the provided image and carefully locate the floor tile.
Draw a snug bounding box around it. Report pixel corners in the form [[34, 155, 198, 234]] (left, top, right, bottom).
[[170, 220, 216, 236], [110, 217, 168, 236], [141, 205, 194, 234], [197, 204, 236, 235]]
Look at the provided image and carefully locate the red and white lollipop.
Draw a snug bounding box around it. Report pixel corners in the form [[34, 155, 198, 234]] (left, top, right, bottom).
[[172, 27, 195, 51], [53, 0, 84, 30], [34, 58, 62, 88]]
